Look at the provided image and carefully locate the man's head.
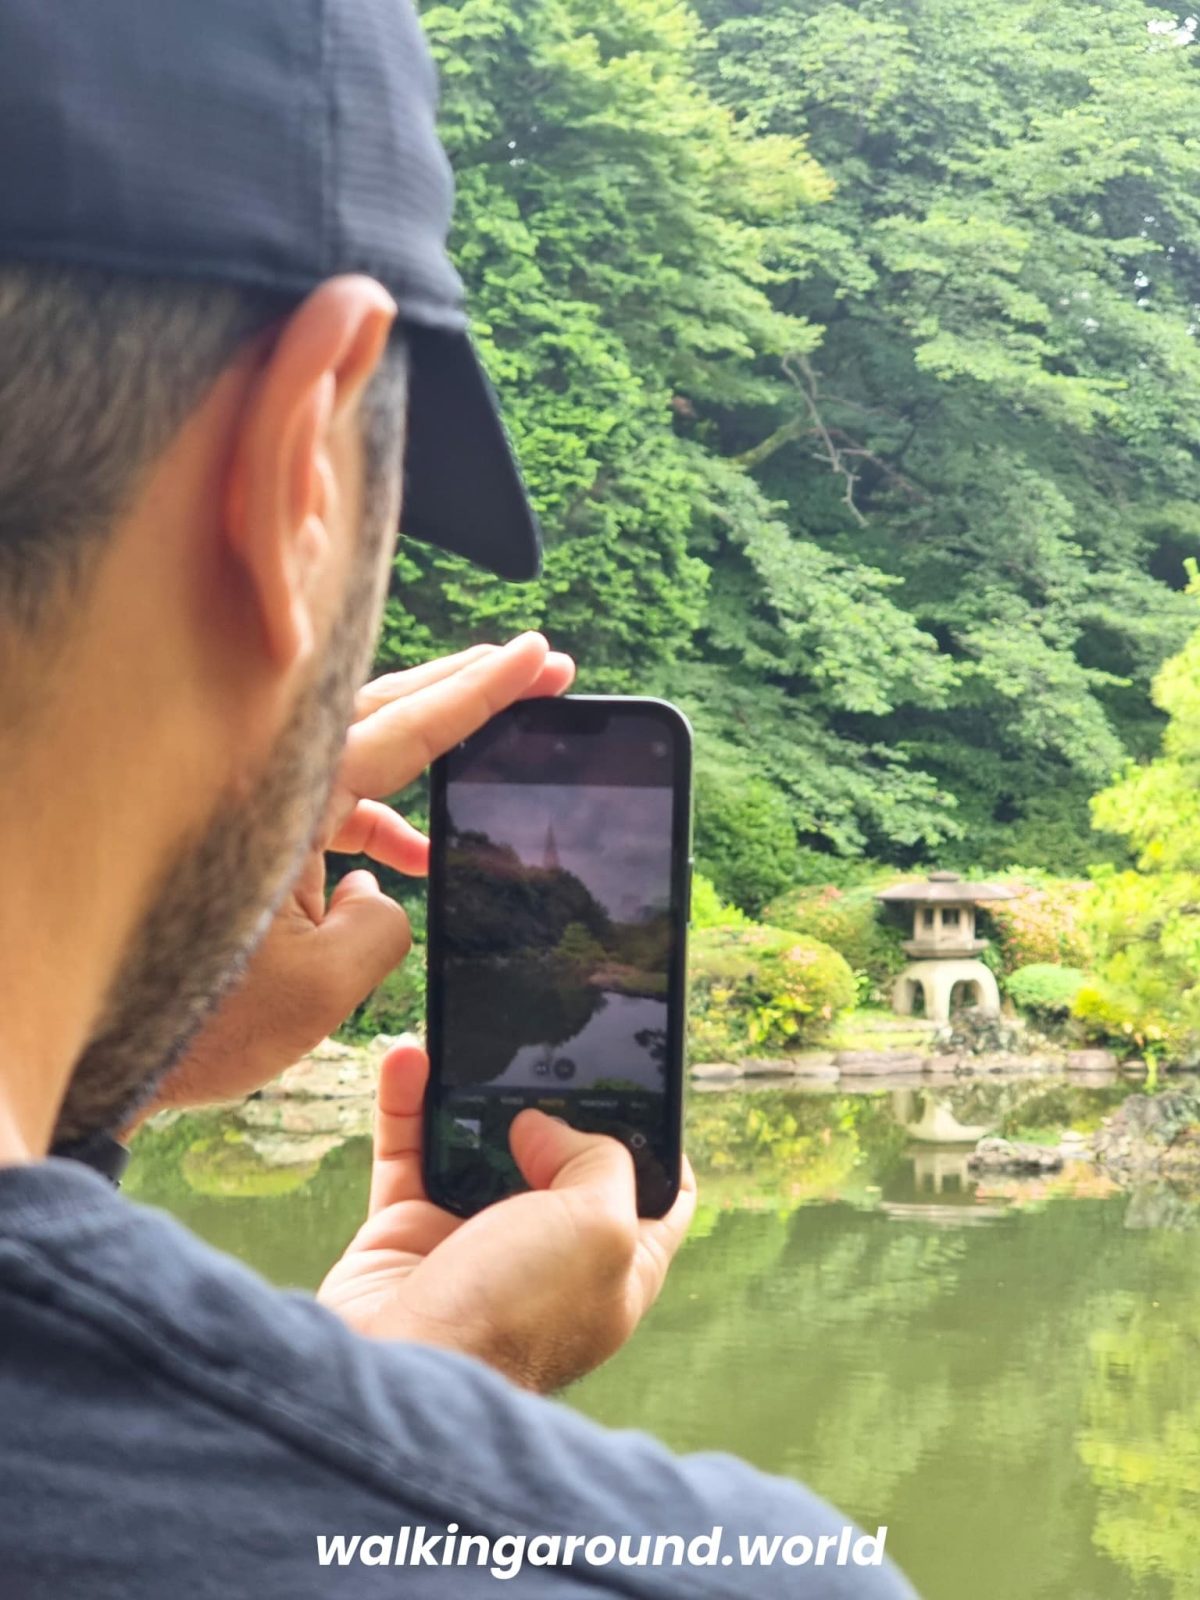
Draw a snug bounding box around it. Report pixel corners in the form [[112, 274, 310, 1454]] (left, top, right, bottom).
[[0, 0, 542, 1151], [0, 263, 406, 1141]]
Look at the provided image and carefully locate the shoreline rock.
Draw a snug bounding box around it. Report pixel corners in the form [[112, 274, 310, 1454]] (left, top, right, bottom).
[[1094, 1086, 1200, 1182], [968, 1137, 1065, 1174]]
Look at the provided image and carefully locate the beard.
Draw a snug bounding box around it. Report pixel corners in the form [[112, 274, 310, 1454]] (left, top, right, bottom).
[[52, 432, 400, 1144]]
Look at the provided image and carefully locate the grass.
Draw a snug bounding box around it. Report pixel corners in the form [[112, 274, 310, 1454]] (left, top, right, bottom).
[[828, 1007, 938, 1054]]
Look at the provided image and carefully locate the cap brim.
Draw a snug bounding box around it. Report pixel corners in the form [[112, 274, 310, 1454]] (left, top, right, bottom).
[[400, 324, 542, 582]]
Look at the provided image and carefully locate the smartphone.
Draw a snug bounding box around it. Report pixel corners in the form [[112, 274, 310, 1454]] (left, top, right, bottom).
[[423, 695, 692, 1219]]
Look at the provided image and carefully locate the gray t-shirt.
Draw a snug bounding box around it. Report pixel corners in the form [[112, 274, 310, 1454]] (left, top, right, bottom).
[[0, 1159, 916, 1597]]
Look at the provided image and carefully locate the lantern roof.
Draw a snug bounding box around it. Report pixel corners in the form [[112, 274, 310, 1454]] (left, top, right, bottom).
[[875, 870, 1016, 905]]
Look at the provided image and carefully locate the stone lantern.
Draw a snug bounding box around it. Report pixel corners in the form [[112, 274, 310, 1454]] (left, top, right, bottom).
[[875, 871, 1016, 1023]]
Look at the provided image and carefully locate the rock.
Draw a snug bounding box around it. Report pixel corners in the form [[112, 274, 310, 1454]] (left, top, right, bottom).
[[689, 1062, 743, 1081], [237, 1096, 372, 1140], [979, 1052, 1039, 1075], [244, 1132, 346, 1169], [934, 1009, 1027, 1058], [1094, 1086, 1200, 1178], [740, 1057, 838, 1079], [264, 1052, 377, 1101], [369, 1032, 418, 1056], [922, 1053, 964, 1076], [1066, 1048, 1118, 1073], [304, 1037, 361, 1063], [835, 1049, 926, 1073], [968, 1137, 1063, 1174]]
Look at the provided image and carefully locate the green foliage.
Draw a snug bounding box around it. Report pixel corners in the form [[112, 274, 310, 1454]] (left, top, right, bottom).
[[346, 949, 427, 1041], [552, 920, 607, 971], [378, 0, 1200, 874], [1006, 963, 1087, 1021], [688, 924, 855, 1060], [689, 872, 751, 930], [693, 753, 800, 912], [394, 0, 826, 687], [981, 873, 1097, 975], [685, 0, 1199, 861], [763, 881, 905, 989], [1080, 595, 1200, 1060]]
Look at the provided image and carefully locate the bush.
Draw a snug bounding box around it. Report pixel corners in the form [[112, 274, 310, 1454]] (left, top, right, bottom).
[[763, 881, 905, 991], [979, 873, 1096, 975], [1072, 977, 1169, 1056], [695, 767, 799, 914], [1006, 963, 1087, 1020], [345, 946, 427, 1040], [689, 924, 855, 1062], [690, 872, 751, 930]]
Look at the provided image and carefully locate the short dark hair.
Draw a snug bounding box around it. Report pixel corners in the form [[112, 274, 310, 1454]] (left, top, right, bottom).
[[0, 262, 406, 631]]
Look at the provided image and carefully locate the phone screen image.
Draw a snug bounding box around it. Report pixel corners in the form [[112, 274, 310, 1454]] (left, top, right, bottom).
[[424, 698, 691, 1218]]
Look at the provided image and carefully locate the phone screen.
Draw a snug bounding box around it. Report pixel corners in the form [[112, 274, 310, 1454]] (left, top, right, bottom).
[[424, 697, 691, 1218]]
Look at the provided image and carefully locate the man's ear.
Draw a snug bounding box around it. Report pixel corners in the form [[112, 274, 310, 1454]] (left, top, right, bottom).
[[224, 275, 398, 672]]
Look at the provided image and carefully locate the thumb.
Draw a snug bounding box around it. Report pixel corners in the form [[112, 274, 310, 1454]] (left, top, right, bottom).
[[509, 1110, 637, 1210], [318, 869, 412, 1002]]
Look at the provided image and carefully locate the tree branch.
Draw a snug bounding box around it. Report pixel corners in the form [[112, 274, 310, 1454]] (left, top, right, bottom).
[[782, 353, 868, 525]]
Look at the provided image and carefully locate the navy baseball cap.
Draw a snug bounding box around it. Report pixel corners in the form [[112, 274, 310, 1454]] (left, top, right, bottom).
[[0, 0, 541, 582]]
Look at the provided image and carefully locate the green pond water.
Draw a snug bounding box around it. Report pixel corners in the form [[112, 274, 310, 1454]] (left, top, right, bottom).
[[126, 1076, 1200, 1600]]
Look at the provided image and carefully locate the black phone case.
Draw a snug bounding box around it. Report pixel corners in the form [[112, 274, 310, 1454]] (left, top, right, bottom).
[[423, 695, 692, 1218]]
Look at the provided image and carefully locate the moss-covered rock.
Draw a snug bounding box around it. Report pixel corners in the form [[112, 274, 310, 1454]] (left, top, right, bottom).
[[689, 924, 855, 1061]]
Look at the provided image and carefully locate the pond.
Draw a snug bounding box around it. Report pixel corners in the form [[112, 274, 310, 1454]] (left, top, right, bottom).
[[125, 1074, 1200, 1600]]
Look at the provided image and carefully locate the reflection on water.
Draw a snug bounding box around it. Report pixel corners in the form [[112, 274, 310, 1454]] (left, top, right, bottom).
[[126, 1076, 1200, 1600], [503, 991, 667, 1090]]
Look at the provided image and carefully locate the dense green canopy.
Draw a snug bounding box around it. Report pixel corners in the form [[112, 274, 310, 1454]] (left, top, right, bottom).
[[387, 0, 1200, 903]]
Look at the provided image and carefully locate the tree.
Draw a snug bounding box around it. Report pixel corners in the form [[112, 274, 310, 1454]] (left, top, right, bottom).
[[1078, 582, 1200, 1059], [390, 0, 827, 689], [377, 0, 1200, 886], [689, 0, 1200, 869]]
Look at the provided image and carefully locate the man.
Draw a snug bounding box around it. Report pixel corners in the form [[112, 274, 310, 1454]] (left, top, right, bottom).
[[0, 1, 917, 1595]]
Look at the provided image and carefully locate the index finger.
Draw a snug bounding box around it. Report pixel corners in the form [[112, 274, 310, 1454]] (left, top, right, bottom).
[[352, 644, 498, 723], [343, 632, 564, 800]]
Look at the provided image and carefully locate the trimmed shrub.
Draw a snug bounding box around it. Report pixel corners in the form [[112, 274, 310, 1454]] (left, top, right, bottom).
[[763, 881, 905, 990], [1006, 963, 1086, 1020], [689, 924, 855, 1061]]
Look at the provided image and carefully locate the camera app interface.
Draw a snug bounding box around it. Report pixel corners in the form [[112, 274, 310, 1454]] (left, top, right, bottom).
[[431, 709, 681, 1211]]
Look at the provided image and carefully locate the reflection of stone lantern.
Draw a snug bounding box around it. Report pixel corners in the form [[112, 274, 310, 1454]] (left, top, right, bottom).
[[876, 871, 1016, 1024]]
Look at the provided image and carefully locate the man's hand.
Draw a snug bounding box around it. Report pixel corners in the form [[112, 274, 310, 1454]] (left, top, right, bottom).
[[142, 635, 574, 1117], [318, 1042, 697, 1393]]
